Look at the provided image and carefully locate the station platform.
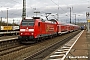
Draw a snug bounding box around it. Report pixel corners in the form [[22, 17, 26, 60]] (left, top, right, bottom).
[[0, 36, 18, 42], [65, 30, 90, 60]]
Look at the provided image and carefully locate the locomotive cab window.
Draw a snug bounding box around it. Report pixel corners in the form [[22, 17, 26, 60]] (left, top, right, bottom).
[[21, 19, 35, 26]]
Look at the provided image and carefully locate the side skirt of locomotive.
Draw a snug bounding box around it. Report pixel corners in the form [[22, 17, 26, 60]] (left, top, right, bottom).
[[18, 36, 35, 44], [18, 33, 58, 44]]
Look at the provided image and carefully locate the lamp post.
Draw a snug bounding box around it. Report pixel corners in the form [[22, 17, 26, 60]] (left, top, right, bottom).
[[70, 7, 71, 23], [7, 8, 8, 27], [73, 14, 76, 24], [87, 7, 90, 32], [7, 8, 9, 32], [1, 17, 2, 26], [0, 7, 3, 26], [67, 7, 72, 23], [73, 14, 81, 25]]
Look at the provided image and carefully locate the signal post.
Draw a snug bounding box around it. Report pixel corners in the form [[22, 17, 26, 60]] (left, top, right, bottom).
[[86, 12, 90, 33]]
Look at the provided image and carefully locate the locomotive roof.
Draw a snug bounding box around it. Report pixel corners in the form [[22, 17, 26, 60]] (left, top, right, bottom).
[[32, 17, 40, 19], [48, 19, 58, 22]]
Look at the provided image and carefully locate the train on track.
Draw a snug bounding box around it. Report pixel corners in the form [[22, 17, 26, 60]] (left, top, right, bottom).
[[0, 26, 19, 32], [0, 26, 19, 36], [18, 17, 80, 43]]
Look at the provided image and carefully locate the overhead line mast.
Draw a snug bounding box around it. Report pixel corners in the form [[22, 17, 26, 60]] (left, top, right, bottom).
[[22, 0, 26, 20]]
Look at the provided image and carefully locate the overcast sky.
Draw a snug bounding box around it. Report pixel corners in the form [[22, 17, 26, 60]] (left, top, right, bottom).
[[0, 0, 90, 24]]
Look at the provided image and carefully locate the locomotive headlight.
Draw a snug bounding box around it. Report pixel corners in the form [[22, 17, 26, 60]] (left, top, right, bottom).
[[31, 33, 34, 35], [21, 33, 23, 35]]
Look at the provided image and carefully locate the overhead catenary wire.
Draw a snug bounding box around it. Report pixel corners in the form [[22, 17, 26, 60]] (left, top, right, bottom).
[[2, 0, 75, 19], [50, 0, 66, 13], [50, 0, 76, 23]]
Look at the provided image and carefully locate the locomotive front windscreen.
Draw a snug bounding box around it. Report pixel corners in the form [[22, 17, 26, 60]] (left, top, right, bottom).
[[21, 19, 34, 26]]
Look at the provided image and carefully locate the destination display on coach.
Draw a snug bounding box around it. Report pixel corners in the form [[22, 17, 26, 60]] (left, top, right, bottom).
[[1, 26, 12, 30], [0, 26, 19, 30]]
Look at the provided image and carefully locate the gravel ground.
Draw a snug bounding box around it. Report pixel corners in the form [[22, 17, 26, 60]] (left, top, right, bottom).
[[0, 36, 18, 40], [0, 31, 79, 60]]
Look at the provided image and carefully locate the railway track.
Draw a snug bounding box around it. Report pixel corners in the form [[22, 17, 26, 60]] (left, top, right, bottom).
[[0, 45, 29, 56], [0, 30, 81, 60], [0, 38, 19, 52], [0, 31, 19, 37], [24, 31, 81, 60]]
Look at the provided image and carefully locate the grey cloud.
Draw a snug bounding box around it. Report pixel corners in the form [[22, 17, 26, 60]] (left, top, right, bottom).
[[0, 0, 89, 23], [0, 0, 21, 7]]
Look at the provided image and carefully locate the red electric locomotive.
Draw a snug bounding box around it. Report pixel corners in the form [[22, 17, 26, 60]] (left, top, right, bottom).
[[18, 17, 80, 43], [18, 17, 58, 43]]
